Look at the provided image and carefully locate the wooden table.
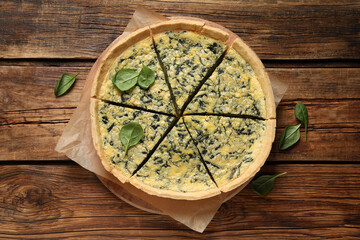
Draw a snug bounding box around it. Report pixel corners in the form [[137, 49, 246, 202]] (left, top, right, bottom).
[[1, 1, 359, 239]]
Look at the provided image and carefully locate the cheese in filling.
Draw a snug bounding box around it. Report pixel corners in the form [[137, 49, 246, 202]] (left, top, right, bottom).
[[98, 37, 175, 115], [184, 115, 268, 189], [154, 30, 227, 110], [131, 119, 216, 193], [184, 48, 266, 118], [95, 100, 174, 181]]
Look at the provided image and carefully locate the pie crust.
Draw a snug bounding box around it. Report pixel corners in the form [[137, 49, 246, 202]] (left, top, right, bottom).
[[231, 38, 276, 119], [130, 176, 221, 200]]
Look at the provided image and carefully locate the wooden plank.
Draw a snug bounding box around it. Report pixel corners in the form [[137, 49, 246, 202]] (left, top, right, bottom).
[[1, 66, 359, 161], [2, 121, 358, 161], [0, 164, 358, 238], [1, 229, 359, 240], [1, 66, 359, 113], [269, 99, 360, 161], [0, 66, 89, 111], [0, 123, 68, 161], [268, 69, 360, 100], [0, 1, 359, 60], [1, 66, 360, 111]]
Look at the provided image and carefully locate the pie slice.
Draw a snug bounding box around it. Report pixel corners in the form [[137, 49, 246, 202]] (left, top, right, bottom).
[[184, 38, 276, 119], [151, 20, 229, 111], [184, 115, 275, 192], [129, 118, 220, 200], [92, 26, 176, 115], [90, 99, 175, 183]]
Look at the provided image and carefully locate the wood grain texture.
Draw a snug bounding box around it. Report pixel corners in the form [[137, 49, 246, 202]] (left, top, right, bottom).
[[1, 116, 359, 161], [1, 66, 359, 161], [2, 66, 359, 111], [0, 123, 68, 161], [0, 66, 88, 111], [1, 0, 359, 238], [0, 0, 359, 60], [0, 164, 358, 238]]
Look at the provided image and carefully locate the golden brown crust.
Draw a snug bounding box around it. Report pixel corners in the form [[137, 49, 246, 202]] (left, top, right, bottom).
[[129, 176, 221, 200], [91, 26, 151, 100], [90, 98, 129, 183], [170, 16, 235, 42], [220, 119, 276, 192], [90, 98, 101, 157], [150, 19, 229, 45], [232, 38, 276, 119], [200, 25, 229, 43], [150, 19, 205, 34]]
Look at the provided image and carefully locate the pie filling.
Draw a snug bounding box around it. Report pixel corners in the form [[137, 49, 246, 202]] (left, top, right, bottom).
[[130, 119, 217, 195], [184, 48, 267, 119], [183, 115, 270, 190], [97, 35, 176, 115], [92, 21, 275, 199], [153, 30, 227, 111], [94, 100, 174, 182]]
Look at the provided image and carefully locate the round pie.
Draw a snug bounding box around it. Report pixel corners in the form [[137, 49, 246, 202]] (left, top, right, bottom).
[[90, 19, 276, 200]]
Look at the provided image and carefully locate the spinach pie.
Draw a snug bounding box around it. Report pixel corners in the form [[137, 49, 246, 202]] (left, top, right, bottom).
[[91, 19, 276, 200]]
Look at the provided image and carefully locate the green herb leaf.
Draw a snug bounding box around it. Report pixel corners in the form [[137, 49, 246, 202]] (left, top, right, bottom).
[[251, 172, 287, 196], [295, 102, 308, 142], [137, 64, 155, 89], [279, 123, 301, 150], [112, 69, 139, 91], [54, 73, 79, 97], [119, 122, 144, 156]]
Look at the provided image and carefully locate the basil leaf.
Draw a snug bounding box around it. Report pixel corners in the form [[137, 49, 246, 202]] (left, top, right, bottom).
[[137, 64, 155, 89], [295, 102, 308, 142], [279, 123, 301, 150], [251, 172, 287, 196], [112, 69, 139, 91], [54, 73, 79, 97], [119, 122, 144, 156]]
